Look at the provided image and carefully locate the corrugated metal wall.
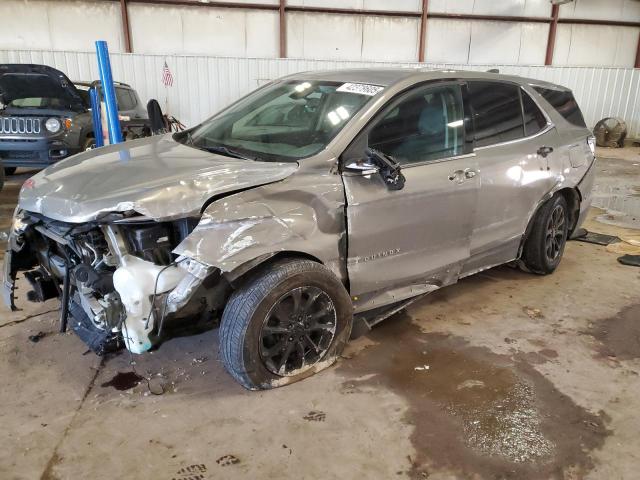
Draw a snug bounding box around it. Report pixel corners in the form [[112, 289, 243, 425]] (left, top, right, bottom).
[[2, 49, 639, 138]]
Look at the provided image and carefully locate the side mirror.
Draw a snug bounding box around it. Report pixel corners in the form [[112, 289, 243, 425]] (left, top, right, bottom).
[[344, 160, 379, 175], [365, 148, 406, 191]]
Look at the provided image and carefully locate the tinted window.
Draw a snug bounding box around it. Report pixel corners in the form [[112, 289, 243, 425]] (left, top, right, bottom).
[[368, 84, 465, 165], [522, 91, 547, 136], [533, 87, 586, 128], [116, 88, 136, 111], [469, 82, 524, 147]]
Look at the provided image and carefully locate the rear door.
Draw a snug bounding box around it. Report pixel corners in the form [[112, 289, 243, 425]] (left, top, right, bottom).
[[462, 81, 558, 274], [342, 82, 479, 309]]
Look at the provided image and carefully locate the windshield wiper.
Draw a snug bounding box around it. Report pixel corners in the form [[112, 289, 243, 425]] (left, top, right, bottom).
[[202, 144, 254, 161]]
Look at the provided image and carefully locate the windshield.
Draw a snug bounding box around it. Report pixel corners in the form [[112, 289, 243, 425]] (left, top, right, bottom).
[[184, 80, 379, 162], [8, 97, 78, 110]]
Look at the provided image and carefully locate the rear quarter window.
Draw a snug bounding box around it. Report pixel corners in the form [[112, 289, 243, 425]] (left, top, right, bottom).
[[533, 86, 586, 128]]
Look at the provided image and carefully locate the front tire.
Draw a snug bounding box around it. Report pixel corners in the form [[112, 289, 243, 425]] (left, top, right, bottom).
[[219, 258, 353, 390], [521, 195, 569, 274], [83, 136, 96, 151]]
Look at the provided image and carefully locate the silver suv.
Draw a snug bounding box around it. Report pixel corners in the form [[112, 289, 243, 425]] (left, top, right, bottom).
[[3, 69, 595, 389]]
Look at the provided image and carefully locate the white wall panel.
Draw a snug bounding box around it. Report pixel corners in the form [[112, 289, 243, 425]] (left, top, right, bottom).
[[559, 0, 640, 23], [427, 0, 475, 15], [424, 19, 471, 64], [361, 17, 420, 62], [518, 23, 550, 64], [287, 12, 364, 60], [469, 22, 526, 64], [429, 0, 550, 17], [287, 0, 421, 12], [0, 0, 123, 52], [555, 24, 640, 67], [2, 50, 639, 141], [128, 4, 278, 57]]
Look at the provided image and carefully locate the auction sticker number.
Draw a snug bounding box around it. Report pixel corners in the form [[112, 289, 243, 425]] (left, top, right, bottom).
[[336, 83, 384, 96]]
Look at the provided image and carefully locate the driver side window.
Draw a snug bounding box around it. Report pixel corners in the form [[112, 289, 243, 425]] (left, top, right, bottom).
[[368, 84, 465, 165]]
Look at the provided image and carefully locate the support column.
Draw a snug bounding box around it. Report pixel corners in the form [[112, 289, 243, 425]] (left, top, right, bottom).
[[279, 0, 287, 58], [120, 0, 132, 53], [418, 0, 429, 62], [545, 4, 559, 66]]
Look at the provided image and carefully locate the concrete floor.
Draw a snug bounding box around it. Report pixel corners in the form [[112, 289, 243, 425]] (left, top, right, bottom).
[[1, 149, 639, 480]]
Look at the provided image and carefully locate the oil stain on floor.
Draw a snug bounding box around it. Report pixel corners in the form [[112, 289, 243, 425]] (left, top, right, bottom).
[[340, 313, 610, 479], [588, 304, 640, 361]]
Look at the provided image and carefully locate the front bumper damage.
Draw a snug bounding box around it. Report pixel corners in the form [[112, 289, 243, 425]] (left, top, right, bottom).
[[2, 212, 224, 355]]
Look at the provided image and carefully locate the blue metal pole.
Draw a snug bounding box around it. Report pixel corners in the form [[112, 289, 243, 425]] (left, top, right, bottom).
[[95, 40, 123, 144], [89, 87, 104, 148]]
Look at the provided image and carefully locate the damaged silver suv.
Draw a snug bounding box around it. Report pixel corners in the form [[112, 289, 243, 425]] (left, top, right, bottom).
[[3, 69, 595, 389]]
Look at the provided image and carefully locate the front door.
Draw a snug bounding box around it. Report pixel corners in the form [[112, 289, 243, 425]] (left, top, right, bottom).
[[341, 82, 479, 311]]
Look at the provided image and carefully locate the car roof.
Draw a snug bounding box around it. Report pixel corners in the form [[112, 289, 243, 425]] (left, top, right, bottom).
[[74, 80, 133, 89], [286, 68, 569, 91]]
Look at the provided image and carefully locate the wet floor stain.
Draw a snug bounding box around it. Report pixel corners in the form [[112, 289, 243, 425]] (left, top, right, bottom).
[[100, 371, 143, 391], [339, 313, 610, 479], [588, 304, 640, 361]]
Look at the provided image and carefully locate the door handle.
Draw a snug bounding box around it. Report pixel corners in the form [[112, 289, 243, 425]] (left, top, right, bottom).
[[464, 169, 477, 179], [537, 146, 554, 158]]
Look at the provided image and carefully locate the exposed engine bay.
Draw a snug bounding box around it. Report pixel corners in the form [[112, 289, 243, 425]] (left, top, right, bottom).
[[7, 210, 228, 355]]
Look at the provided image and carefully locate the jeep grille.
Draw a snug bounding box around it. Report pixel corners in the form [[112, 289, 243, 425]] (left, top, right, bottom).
[[0, 117, 42, 135]]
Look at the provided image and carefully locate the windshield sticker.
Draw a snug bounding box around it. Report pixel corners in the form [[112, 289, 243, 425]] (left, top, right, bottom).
[[336, 83, 384, 96]]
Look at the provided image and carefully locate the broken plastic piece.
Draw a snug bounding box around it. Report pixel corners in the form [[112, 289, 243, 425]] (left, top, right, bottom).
[[617, 255, 640, 267]]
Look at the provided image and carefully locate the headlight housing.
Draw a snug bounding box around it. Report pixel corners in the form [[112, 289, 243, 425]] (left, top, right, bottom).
[[45, 117, 61, 133]]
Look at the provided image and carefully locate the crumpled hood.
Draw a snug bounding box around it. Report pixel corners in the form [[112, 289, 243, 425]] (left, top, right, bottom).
[[0, 64, 83, 107], [19, 134, 298, 222]]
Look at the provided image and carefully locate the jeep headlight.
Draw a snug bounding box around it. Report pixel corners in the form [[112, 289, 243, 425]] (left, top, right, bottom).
[[45, 117, 61, 133]]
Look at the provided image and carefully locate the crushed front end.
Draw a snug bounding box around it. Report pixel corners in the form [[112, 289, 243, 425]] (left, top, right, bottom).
[[3, 211, 227, 355]]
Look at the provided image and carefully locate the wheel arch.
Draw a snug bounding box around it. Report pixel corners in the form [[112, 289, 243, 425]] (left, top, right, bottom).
[[518, 187, 581, 258], [224, 250, 326, 287]]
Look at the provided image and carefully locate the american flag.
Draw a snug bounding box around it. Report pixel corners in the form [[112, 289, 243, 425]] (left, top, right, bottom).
[[162, 61, 173, 87]]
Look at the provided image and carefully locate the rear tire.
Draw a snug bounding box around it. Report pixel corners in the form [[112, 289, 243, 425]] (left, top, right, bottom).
[[521, 195, 569, 275], [4, 167, 16, 176], [219, 258, 353, 390]]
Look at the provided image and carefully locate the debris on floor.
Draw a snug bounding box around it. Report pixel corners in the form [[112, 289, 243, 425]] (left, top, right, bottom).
[[28, 331, 46, 343], [606, 238, 640, 255], [617, 254, 640, 267], [573, 230, 620, 246], [523, 307, 544, 319]]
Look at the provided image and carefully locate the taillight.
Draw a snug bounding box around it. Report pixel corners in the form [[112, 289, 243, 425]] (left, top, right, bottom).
[[587, 135, 596, 156]]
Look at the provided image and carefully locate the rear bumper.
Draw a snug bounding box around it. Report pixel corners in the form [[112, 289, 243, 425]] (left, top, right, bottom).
[[572, 157, 596, 236], [0, 137, 79, 168]]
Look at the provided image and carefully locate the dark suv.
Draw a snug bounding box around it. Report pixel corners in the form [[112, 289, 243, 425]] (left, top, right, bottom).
[[0, 64, 149, 175]]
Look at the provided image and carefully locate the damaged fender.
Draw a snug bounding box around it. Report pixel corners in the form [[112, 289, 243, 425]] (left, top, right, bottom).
[[173, 169, 348, 284]]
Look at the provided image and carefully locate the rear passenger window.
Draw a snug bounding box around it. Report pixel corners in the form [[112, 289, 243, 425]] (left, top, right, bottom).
[[115, 88, 136, 111], [522, 91, 547, 136], [533, 87, 586, 128], [469, 82, 524, 147]]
